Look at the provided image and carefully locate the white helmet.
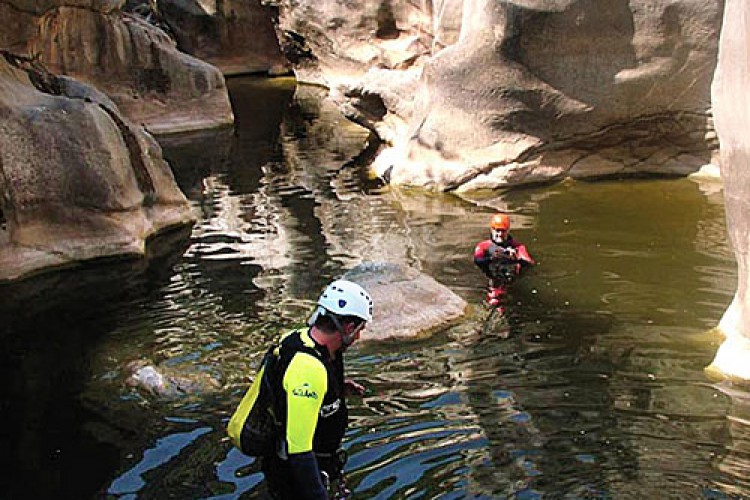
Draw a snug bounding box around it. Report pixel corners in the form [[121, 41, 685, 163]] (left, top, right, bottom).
[[311, 279, 373, 323]]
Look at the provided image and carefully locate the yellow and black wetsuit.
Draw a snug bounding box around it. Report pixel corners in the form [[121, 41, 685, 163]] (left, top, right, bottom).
[[242, 328, 348, 500]]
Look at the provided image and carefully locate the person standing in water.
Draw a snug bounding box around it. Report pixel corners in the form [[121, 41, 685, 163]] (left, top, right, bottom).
[[228, 279, 373, 499], [473, 213, 535, 311]]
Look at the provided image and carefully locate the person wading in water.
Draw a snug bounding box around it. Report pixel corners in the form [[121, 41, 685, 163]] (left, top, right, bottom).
[[473, 213, 535, 313], [228, 279, 373, 499]]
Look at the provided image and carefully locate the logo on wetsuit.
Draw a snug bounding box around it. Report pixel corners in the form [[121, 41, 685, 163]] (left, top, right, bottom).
[[320, 398, 341, 418], [292, 383, 319, 399]]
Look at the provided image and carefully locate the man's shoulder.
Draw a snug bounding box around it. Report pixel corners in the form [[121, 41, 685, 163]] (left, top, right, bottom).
[[475, 239, 493, 251]]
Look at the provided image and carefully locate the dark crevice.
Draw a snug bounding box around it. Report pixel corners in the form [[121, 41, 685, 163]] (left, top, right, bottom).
[[97, 106, 157, 205], [0, 155, 8, 234], [375, 0, 400, 39]]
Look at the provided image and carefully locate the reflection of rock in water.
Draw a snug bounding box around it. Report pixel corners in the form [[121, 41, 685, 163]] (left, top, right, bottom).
[[453, 282, 646, 497], [0, 226, 191, 499]]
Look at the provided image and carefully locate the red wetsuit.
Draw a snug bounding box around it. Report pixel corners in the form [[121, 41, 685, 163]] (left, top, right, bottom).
[[473, 235, 534, 307]]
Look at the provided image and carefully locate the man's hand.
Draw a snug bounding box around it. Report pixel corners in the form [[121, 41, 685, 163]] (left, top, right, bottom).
[[344, 379, 366, 396], [493, 247, 517, 260]]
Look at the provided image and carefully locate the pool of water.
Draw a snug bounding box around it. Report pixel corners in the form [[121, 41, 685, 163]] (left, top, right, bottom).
[[1, 76, 747, 499]]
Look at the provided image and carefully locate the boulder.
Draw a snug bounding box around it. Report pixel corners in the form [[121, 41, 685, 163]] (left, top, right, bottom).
[[125, 359, 222, 397], [0, 53, 195, 282], [344, 261, 467, 341]]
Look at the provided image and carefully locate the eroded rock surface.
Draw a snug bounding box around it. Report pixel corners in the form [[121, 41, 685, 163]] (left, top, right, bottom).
[[344, 261, 467, 341], [706, 0, 750, 381], [0, 54, 195, 282], [28, 7, 234, 134], [276, 0, 723, 191], [1, 0, 235, 135]]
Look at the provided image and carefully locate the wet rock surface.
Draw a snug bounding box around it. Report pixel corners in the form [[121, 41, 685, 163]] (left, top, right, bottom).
[[345, 261, 468, 341]]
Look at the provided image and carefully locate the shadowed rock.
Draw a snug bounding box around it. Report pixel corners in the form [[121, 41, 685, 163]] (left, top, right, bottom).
[[152, 0, 290, 76], [344, 261, 467, 341]]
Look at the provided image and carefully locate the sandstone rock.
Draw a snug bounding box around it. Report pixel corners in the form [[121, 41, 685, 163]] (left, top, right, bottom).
[[0, 54, 195, 282], [125, 359, 222, 397], [275, 0, 433, 87], [398, 0, 720, 189], [27, 7, 234, 135], [344, 261, 467, 341], [706, 0, 750, 381], [153, 0, 290, 76], [277, 0, 723, 191]]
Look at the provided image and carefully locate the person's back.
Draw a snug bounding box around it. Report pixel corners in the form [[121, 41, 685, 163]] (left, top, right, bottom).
[[228, 279, 373, 500]]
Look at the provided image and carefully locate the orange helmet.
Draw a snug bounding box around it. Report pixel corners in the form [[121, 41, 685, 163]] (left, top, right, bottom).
[[489, 213, 511, 230]]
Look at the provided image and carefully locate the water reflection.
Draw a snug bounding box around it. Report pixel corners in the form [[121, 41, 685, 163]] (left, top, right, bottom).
[[1, 76, 748, 499]]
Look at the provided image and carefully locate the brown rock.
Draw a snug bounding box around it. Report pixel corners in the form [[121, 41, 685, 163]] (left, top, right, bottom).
[[0, 54, 195, 282], [344, 261, 467, 341]]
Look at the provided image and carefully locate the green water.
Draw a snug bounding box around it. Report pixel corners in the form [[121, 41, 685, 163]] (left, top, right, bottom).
[[0, 77, 745, 499]]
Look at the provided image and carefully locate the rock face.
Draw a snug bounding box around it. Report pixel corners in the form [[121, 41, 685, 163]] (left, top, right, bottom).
[[28, 7, 234, 135], [344, 262, 467, 341], [1, 0, 234, 135], [0, 54, 195, 282], [277, 0, 723, 191], [706, 0, 750, 381], [154, 0, 289, 76]]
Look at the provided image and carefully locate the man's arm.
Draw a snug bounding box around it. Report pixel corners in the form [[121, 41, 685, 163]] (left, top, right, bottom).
[[474, 241, 492, 273], [512, 243, 535, 265], [283, 352, 329, 499]]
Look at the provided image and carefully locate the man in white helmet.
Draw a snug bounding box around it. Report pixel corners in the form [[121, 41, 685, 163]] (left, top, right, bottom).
[[228, 279, 373, 499]]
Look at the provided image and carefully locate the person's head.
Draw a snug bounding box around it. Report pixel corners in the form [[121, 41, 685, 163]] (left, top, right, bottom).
[[489, 213, 511, 244], [308, 279, 373, 352]]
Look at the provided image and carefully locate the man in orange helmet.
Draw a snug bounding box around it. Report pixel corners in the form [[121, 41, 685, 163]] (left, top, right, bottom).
[[473, 213, 535, 309]]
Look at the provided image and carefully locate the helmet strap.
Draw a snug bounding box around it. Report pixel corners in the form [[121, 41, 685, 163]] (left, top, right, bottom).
[[307, 306, 324, 327]]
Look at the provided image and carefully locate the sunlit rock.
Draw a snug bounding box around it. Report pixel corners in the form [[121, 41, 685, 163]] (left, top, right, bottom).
[[0, 54, 195, 282], [278, 0, 723, 191], [707, 0, 750, 381], [275, 0, 433, 86], [344, 261, 467, 341]]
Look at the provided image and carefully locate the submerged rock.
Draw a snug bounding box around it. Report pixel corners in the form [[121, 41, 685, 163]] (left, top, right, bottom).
[[125, 360, 222, 398], [344, 261, 467, 341]]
